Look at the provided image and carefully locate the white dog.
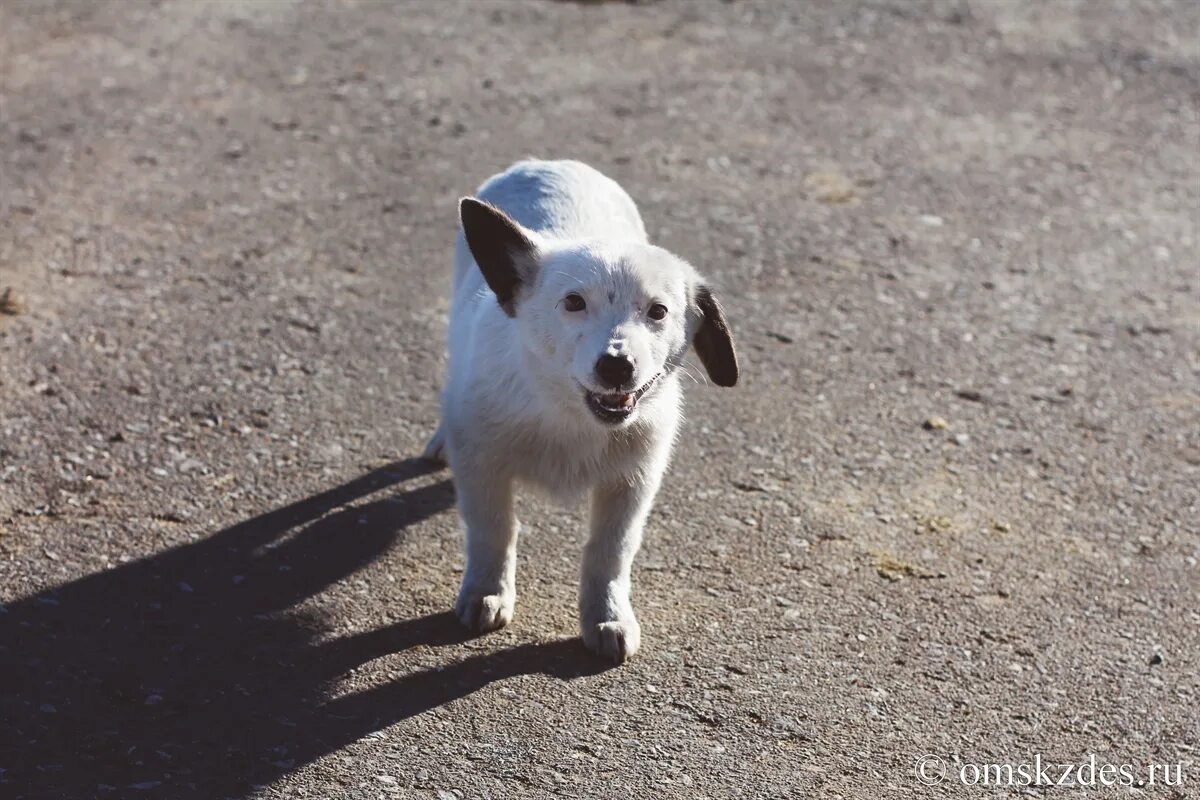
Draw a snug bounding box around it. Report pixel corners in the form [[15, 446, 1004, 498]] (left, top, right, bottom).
[[425, 159, 737, 662]]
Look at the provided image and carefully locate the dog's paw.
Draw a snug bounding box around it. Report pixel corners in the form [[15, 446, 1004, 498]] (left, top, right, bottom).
[[455, 588, 515, 633], [582, 616, 641, 663], [422, 425, 447, 465]]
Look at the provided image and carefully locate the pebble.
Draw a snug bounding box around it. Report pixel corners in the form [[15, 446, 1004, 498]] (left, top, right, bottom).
[[0, 287, 25, 316], [923, 416, 949, 430], [804, 170, 858, 204]]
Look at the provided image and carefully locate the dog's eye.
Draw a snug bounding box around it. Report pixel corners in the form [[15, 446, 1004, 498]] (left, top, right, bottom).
[[648, 303, 668, 321], [563, 293, 586, 312]]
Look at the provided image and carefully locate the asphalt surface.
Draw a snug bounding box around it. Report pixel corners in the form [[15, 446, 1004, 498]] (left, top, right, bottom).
[[1, 1, 1198, 798]]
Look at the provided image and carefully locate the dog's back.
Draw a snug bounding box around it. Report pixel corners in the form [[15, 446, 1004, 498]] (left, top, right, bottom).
[[450, 159, 647, 305]]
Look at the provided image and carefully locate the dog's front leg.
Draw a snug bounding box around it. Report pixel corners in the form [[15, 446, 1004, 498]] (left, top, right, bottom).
[[580, 476, 661, 662], [454, 468, 518, 632]]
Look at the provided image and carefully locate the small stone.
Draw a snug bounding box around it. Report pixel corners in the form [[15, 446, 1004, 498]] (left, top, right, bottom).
[[913, 514, 953, 535], [0, 287, 25, 316], [922, 416, 949, 430], [918, 214, 944, 227], [804, 170, 858, 204], [375, 775, 397, 785], [952, 433, 970, 446], [873, 552, 933, 581], [178, 458, 204, 474]]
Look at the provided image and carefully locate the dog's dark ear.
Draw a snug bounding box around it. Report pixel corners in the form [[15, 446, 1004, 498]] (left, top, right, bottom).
[[692, 285, 738, 387], [459, 197, 539, 317]]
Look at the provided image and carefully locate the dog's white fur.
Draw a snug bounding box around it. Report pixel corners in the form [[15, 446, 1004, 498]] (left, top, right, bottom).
[[425, 159, 737, 662]]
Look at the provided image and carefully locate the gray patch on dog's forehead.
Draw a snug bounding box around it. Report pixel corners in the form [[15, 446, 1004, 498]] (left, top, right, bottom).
[[543, 243, 688, 301], [543, 251, 608, 283], [615, 251, 690, 298], [606, 262, 662, 301]]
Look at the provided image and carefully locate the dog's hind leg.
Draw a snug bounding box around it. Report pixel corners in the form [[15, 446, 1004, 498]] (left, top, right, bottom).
[[422, 423, 447, 465]]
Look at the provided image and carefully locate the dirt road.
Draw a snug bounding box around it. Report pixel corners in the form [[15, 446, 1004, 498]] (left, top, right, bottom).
[[1, 2, 1197, 798]]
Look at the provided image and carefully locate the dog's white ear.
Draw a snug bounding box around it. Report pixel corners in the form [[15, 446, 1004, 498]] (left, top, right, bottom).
[[692, 285, 738, 387], [460, 197, 540, 317]]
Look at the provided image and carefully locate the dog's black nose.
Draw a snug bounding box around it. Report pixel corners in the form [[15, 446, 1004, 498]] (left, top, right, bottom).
[[595, 354, 634, 389]]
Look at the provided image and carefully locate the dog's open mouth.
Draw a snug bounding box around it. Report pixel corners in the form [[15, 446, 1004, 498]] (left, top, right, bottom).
[[584, 374, 661, 424]]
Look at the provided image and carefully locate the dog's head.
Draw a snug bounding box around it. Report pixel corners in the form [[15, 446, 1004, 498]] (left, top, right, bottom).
[[460, 198, 738, 427]]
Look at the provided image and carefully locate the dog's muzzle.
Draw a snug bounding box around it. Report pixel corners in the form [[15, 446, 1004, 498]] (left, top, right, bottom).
[[584, 373, 662, 424]]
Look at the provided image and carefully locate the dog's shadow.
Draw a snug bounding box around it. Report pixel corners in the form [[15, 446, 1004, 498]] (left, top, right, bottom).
[[0, 459, 609, 799]]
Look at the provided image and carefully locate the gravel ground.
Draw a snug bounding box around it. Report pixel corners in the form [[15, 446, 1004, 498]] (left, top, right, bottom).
[[1, 1, 1198, 798]]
